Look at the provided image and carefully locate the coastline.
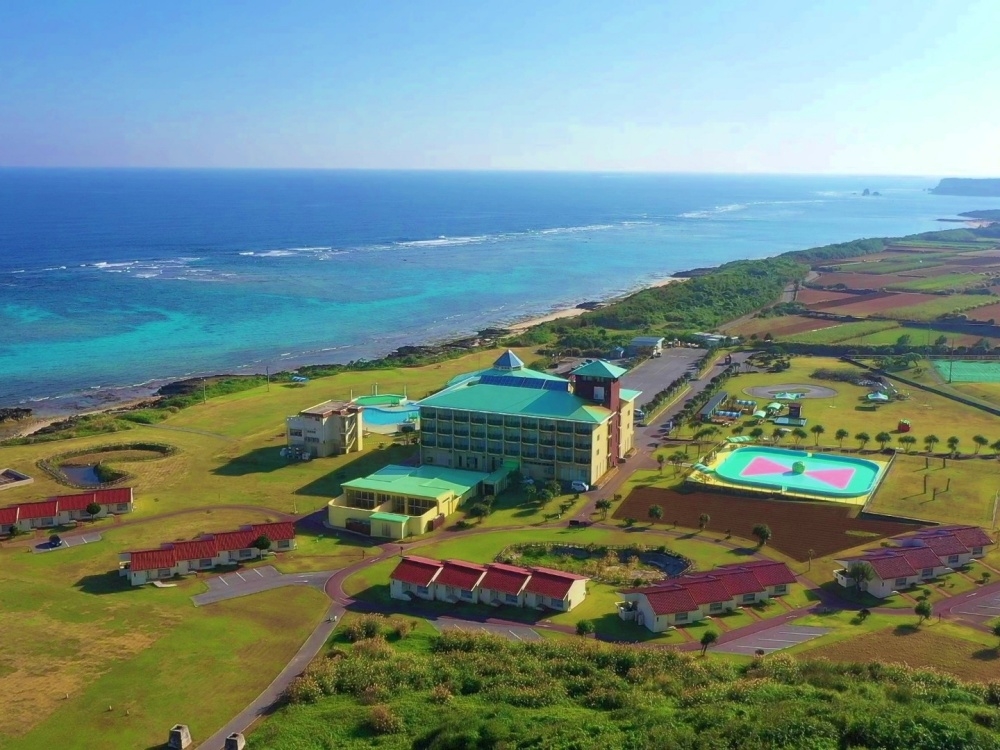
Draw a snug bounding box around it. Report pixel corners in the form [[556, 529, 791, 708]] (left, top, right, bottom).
[[0, 275, 688, 430]]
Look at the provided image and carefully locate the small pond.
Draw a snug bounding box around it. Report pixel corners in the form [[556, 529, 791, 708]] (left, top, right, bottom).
[[59, 464, 102, 486]]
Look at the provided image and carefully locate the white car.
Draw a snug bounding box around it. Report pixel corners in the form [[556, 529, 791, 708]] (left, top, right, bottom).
[[570, 480, 590, 492]]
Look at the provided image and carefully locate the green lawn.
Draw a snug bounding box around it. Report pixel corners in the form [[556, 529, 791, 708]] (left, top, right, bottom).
[[886, 273, 987, 292], [888, 294, 998, 321], [836, 325, 1000, 348], [867, 452, 999, 525], [783, 320, 900, 344]]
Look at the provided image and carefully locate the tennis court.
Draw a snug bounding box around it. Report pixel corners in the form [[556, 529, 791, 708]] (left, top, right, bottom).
[[931, 359, 1000, 383]]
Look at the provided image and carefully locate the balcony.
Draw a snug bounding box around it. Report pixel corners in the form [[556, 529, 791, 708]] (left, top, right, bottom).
[[539, 421, 555, 432], [487, 429, 503, 441], [557, 451, 573, 463], [539, 437, 555, 447], [488, 441, 503, 454], [557, 440, 574, 449], [453, 428, 469, 437], [575, 425, 591, 435], [575, 442, 591, 451], [557, 423, 573, 434]]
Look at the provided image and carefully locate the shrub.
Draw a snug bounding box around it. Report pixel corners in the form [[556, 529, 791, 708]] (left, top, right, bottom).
[[430, 684, 453, 704], [367, 704, 404, 735], [285, 673, 323, 704], [389, 618, 417, 639], [345, 613, 385, 642]]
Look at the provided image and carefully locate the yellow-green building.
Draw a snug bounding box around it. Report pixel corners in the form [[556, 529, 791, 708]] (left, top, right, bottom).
[[327, 464, 510, 539], [418, 351, 639, 487]]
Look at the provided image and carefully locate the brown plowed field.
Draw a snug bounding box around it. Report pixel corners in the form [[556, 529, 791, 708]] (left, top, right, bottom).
[[805, 291, 897, 311], [794, 289, 859, 305], [810, 292, 942, 317], [727, 315, 842, 338], [962, 302, 1000, 322], [615, 487, 918, 562]]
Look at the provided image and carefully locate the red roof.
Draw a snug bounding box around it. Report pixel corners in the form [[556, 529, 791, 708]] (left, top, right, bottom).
[[480, 562, 532, 595], [720, 560, 797, 587], [94, 487, 133, 505], [712, 568, 766, 596], [130, 548, 178, 572], [900, 547, 945, 570], [642, 584, 700, 616], [250, 521, 296, 542], [51, 492, 98, 512], [525, 567, 587, 599], [0, 505, 19, 525], [435, 560, 487, 590], [390, 556, 443, 587], [170, 539, 219, 561], [16, 500, 58, 520], [919, 536, 971, 557], [213, 529, 258, 552], [675, 575, 734, 605], [946, 526, 995, 548], [841, 550, 917, 580]]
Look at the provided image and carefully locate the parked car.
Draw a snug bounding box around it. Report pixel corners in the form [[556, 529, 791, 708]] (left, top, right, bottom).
[[568, 519, 591, 528], [570, 480, 590, 493]]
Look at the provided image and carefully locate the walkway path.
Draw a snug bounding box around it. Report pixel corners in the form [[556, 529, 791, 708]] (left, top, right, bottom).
[[934, 579, 1000, 631], [192, 566, 334, 606]]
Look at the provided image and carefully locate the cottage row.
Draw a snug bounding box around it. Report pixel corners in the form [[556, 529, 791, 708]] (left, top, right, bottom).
[[119, 521, 296, 586], [835, 524, 994, 599], [0, 487, 134, 534], [618, 560, 797, 632], [389, 555, 589, 612]]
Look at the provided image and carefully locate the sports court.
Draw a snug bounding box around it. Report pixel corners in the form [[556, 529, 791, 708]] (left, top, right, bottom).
[[931, 358, 1000, 383]]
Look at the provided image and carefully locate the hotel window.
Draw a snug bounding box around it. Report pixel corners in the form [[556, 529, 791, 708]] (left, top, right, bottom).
[[973, 547, 983, 555], [239, 549, 253, 558], [505, 593, 518, 604], [894, 577, 908, 587], [675, 611, 689, 622], [158, 568, 171, 578], [199, 558, 212, 567], [117, 503, 129, 511], [774, 584, 787, 594], [417, 585, 429, 594], [549, 597, 563, 609], [709, 602, 723, 612], [948, 555, 959, 564], [922, 568, 934, 577], [289, 429, 303, 437], [593, 386, 605, 401], [460, 589, 473, 599], [741, 593, 755, 604]]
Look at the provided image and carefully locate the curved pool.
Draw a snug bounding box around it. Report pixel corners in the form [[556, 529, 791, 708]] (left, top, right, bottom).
[[355, 394, 405, 407], [713, 446, 881, 498], [362, 405, 420, 426]]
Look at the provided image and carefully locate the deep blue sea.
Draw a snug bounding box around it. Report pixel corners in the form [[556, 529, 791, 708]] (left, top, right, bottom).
[[2, 170, 999, 414]]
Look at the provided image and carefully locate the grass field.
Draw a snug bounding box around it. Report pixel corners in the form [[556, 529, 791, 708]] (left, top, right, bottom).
[[888, 294, 998, 321], [782, 320, 900, 344], [0, 346, 540, 744], [867, 453, 999, 526], [835, 326, 1000, 348], [885, 273, 987, 292]]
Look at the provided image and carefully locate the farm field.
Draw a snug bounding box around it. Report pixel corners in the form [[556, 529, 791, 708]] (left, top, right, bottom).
[[725, 314, 841, 339], [782, 320, 901, 344], [801, 290, 899, 311], [614, 487, 913, 561], [887, 294, 998, 321], [885, 273, 988, 292], [834, 326, 1000, 348], [962, 301, 1000, 322], [866, 453, 999, 526], [806, 271, 959, 290], [951, 381, 1000, 407], [792, 288, 860, 305]]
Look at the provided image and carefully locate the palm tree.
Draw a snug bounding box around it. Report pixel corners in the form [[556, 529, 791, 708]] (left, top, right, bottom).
[[846, 561, 874, 596], [700, 630, 719, 655], [855, 432, 870, 452], [669, 450, 687, 474], [991, 439, 1000, 459], [924, 434, 940, 454], [835, 429, 849, 449], [656, 453, 666, 473], [647, 504, 664, 525], [772, 427, 785, 445], [973, 435, 989, 455], [791, 428, 808, 447], [947, 436, 960, 456], [875, 432, 892, 451], [898, 435, 917, 453], [731, 425, 745, 436], [749, 427, 765, 442], [595, 499, 612, 519], [698, 513, 710, 531], [810, 424, 825, 446]]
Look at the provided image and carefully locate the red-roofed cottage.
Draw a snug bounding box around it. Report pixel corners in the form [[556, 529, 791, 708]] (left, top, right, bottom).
[[118, 521, 297, 585], [897, 525, 995, 567], [2, 487, 135, 534], [835, 545, 954, 599], [618, 560, 797, 632], [387, 557, 590, 611]]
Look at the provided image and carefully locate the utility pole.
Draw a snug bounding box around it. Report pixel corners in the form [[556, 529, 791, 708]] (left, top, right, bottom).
[[266, 366, 270, 392], [202, 379, 207, 404]]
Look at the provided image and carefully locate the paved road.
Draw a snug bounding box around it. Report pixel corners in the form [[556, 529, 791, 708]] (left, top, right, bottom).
[[192, 566, 334, 606], [934, 579, 1000, 629], [620, 348, 705, 410], [197, 601, 344, 750], [714, 624, 832, 654]]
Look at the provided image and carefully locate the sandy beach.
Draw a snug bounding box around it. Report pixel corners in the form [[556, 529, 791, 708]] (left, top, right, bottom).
[[507, 277, 686, 333]]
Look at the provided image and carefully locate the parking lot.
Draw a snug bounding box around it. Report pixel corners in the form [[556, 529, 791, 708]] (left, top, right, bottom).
[[430, 618, 542, 641], [620, 348, 705, 409], [206, 565, 282, 590], [714, 624, 832, 654], [32, 531, 102, 553], [193, 565, 334, 606], [950, 591, 1000, 620]]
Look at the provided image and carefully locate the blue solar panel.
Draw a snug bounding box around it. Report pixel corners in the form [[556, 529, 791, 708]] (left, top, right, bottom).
[[543, 380, 569, 391]]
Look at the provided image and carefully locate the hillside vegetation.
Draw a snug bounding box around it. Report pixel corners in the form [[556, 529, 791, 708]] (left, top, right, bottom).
[[255, 628, 1000, 750]]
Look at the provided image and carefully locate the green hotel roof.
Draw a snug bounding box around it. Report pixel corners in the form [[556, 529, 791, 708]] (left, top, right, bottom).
[[446, 366, 566, 388], [420, 382, 611, 424], [343, 464, 489, 500], [571, 360, 628, 379], [370, 511, 410, 524], [620, 388, 641, 402]]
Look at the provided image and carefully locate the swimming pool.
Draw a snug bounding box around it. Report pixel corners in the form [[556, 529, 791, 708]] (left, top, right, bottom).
[[711, 446, 881, 499], [362, 405, 420, 426], [355, 394, 405, 406]]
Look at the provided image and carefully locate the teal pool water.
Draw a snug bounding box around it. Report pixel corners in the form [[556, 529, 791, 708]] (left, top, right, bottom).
[[712, 446, 880, 498], [363, 405, 420, 426], [355, 394, 404, 406]]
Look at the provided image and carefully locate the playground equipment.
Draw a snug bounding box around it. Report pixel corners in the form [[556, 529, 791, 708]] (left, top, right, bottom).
[[897, 419, 911, 433]]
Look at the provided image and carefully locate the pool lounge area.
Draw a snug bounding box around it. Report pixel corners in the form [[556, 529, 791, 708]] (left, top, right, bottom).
[[689, 446, 888, 505]]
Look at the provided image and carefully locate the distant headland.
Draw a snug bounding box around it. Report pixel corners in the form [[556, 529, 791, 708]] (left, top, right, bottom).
[[931, 178, 1000, 197]]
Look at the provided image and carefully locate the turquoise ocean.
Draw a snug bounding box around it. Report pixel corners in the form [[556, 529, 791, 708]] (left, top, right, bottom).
[[2, 170, 999, 413]]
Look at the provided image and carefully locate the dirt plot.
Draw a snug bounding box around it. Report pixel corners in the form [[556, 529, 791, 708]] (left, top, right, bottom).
[[810, 292, 946, 317], [802, 627, 1000, 683], [962, 302, 1000, 322], [804, 291, 898, 311], [794, 289, 862, 306], [615, 488, 917, 562], [728, 316, 842, 338], [809, 270, 967, 291]]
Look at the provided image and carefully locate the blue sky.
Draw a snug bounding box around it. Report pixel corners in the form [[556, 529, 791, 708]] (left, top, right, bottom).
[[1, 1, 997, 173]]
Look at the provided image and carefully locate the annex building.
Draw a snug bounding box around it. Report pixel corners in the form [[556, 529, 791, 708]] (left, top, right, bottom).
[[285, 400, 363, 458], [0, 487, 134, 535], [418, 351, 640, 486]]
